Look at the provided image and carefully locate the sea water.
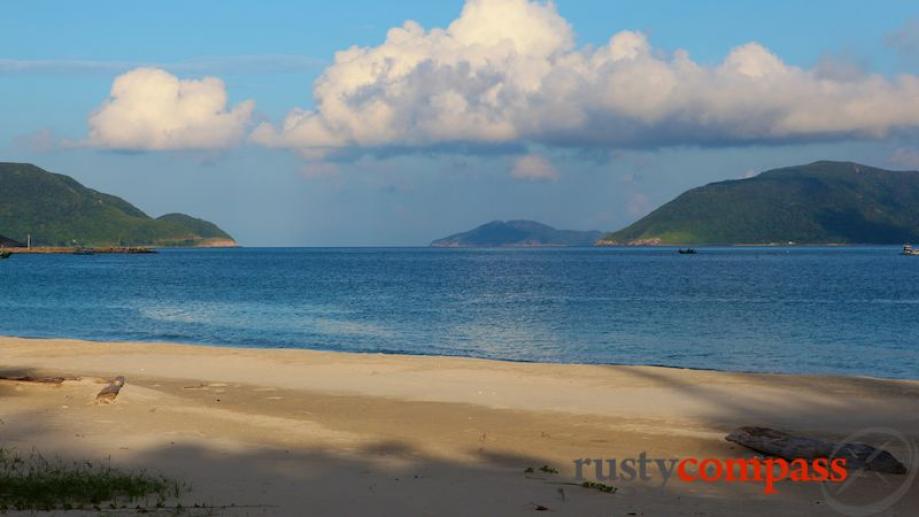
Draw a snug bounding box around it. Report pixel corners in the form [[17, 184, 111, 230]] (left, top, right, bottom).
[[0, 247, 916, 379]]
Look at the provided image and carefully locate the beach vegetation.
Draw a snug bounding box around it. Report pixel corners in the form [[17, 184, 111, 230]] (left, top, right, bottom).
[[0, 448, 183, 512], [581, 481, 618, 493]]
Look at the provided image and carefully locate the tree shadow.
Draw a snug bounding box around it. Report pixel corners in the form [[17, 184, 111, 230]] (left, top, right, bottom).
[[0, 362, 915, 515], [605, 365, 919, 440]]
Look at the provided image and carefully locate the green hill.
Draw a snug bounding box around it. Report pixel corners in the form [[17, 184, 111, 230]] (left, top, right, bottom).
[[0, 162, 236, 247], [600, 161, 919, 245], [432, 220, 601, 247]]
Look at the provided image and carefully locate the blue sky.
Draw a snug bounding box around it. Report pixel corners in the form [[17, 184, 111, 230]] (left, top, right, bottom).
[[2, 1, 918, 245]]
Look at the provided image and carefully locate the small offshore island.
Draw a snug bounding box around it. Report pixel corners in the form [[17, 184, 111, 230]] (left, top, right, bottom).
[[0, 162, 236, 254], [431, 220, 601, 248]]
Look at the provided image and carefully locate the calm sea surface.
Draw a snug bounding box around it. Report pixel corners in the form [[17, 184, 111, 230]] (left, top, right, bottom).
[[1, 247, 917, 379]]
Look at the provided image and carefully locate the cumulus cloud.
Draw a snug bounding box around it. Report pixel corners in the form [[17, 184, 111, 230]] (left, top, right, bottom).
[[252, 0, 919, 159], [88, 68, 254, 151], [510, 153, 558, 181]]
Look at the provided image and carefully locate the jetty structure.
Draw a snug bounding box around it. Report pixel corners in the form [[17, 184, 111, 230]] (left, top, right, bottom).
[[0, 245, 156, 255], [0, 233, 154, 254]]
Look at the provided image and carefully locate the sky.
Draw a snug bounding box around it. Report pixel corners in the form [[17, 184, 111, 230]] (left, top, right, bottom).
[[2, 0, 919, 246]]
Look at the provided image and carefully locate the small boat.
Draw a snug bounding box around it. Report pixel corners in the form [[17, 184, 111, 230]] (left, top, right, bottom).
[[0, 250, 11, 259], [73, 247, 96, 256], [904, 244, 919, 256], [678, 248, 697, 255]]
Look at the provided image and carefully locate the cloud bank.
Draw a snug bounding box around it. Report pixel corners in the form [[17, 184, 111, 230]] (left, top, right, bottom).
[[252, 0, 919, 159], [88, 68, 254, 151]]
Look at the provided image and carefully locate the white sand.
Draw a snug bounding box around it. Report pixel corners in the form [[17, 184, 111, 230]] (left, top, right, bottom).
[[1, 336, 917, 515]]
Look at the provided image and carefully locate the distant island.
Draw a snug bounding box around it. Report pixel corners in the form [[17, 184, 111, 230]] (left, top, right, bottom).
[[0, 162, 236, 248], [431, 220, 602, 247], [599, 161, 919, 246]]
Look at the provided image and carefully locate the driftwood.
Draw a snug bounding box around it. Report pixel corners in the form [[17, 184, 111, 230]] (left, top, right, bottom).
[[726, 426, 907, 474], [0, 375, 78, 384], [96, 376, 126, 404]]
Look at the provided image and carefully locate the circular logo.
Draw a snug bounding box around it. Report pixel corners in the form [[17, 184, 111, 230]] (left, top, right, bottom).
[[820, 427, 917, 516]]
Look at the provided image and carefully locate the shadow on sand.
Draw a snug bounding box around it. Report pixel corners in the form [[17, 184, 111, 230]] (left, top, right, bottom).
[[0, 364, 916, 516]]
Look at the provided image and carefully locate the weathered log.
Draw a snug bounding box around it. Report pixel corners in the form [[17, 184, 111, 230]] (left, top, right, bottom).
[[726, 426, 907, 474], [0, 375, 78, 384], [96, 376, 126, 403]]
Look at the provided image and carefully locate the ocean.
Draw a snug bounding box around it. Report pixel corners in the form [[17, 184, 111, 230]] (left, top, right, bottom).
[[1, 247, 916, 379]]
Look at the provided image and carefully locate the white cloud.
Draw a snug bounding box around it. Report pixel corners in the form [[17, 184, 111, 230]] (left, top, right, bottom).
[[510, 153, 558, 181], [88, 68, 254, 151], [252, 0, 919, 159]]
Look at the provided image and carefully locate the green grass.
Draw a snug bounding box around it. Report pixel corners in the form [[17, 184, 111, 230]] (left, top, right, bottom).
[[581, 481, 617, 493], [0, 448, 184, 512]]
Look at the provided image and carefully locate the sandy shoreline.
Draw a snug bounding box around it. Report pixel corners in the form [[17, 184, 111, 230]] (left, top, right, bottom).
[[1, 336, 917, 515]]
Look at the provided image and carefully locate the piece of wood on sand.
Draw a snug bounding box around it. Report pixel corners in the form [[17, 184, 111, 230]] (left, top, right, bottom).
[[0, 375, 79, 384], [96, 376, 126, 404], [726, 426, 907, 474]]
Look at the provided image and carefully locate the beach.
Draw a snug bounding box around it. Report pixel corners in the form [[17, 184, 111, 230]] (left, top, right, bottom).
[[1, 336, 916, 515]]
